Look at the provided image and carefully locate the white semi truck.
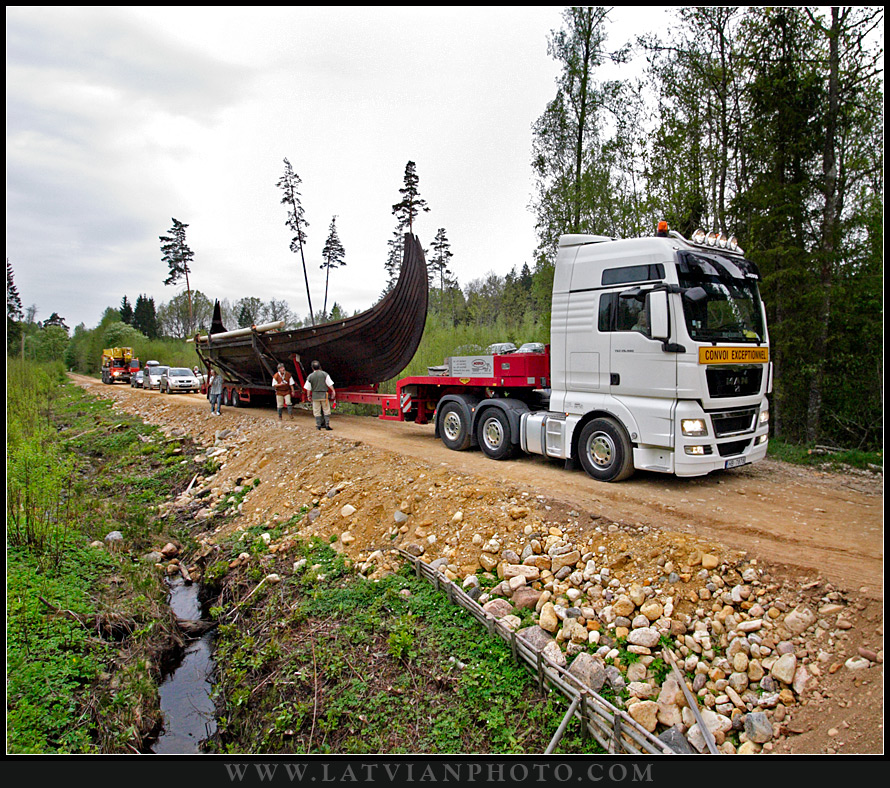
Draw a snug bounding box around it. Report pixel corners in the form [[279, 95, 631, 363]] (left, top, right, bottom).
[[362, 225, 771, 482], [210, 224, 772, 483], [522, 226, 770, 480]]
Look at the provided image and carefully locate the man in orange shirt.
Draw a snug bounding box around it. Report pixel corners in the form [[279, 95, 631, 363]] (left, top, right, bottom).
[[272, 363, 297, 420]]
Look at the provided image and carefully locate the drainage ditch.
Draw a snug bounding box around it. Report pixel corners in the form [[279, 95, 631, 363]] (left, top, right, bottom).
[[149, 578, 217, 754]]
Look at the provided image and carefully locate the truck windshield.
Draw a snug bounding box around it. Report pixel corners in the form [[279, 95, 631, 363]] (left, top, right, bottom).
[[678, 254, 765, 344]]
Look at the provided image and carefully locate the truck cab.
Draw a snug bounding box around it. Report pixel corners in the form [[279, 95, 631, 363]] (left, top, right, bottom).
[[101, 347, 135, 384], [525, 229, 770, 480]]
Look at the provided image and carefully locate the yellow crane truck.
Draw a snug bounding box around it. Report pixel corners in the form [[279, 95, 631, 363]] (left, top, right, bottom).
[[101, 347, 138, 384]]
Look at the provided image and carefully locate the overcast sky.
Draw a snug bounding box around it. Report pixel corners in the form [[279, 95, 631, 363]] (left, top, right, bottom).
[[7, 6, 667, 331]]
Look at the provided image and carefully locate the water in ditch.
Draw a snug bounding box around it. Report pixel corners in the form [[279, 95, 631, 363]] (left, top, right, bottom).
[[150, 577, 217, 754]]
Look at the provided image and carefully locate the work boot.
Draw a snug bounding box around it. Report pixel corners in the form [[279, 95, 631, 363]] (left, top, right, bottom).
[[277, 408, 283, 420], [315, 416, 323, 430], [288, 405, 294, 420], [324, 416, 332, 431]]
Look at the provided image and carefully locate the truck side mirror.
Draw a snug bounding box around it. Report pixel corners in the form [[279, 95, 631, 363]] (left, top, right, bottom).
[[682, 286, 708, 304], [650, 292, 670, 341]]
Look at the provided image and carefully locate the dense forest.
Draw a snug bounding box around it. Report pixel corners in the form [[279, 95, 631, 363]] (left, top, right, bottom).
[[7, 7, 883, 451]]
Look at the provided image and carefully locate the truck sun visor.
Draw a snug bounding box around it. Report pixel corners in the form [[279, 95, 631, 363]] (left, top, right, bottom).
[[678, 252, 761, 282]]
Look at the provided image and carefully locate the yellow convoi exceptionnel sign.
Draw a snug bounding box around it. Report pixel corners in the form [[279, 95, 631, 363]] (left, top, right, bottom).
[[699, 346, 769, 364]]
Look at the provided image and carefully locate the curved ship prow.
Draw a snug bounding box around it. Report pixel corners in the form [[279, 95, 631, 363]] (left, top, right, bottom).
[[196, 233, 428, 388]]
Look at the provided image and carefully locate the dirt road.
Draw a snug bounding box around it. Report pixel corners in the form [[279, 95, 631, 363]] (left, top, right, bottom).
[[77, 376, 883, 601], [338, 414, 884, 602]]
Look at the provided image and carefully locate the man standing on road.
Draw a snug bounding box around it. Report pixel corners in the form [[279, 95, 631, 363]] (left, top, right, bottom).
[[304, 360, 335, 431], [208, 369, 224, 416], [272, 362, 297, 420]]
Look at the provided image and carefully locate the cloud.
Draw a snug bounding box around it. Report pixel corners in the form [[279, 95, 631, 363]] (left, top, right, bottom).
[[6, 8, 249, 117], [6, 6, 569, 329], [6, 7, 255, 322]]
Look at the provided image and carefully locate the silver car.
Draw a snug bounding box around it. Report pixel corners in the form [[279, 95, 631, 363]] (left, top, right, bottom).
[[160, 367, 200, 394], [516, 342, 546, 354], [485, 342, 517, 355], [143, 365, 169, 390]]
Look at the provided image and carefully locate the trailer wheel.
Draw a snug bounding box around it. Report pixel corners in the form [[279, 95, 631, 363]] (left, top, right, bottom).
[[439, 402, 471, 451], [222, 388, 231, 407], [476, 409, 515, 460], [577, 418, 634, 482], [231, 389, 241, 408]]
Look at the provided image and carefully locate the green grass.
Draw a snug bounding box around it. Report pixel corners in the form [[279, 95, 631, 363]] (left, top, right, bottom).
[[768, 438, 882, 471], [209, 538, 596, 755], [6, 539, 118, 753]]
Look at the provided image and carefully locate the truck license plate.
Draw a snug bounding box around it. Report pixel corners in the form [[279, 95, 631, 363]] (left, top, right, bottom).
[[725, 457, 748, 469]]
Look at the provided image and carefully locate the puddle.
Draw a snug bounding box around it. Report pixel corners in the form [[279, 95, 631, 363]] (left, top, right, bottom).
[[151, 578, 217, 754]]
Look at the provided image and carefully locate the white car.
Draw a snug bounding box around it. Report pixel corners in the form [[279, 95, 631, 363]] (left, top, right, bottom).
[[143, 365, 168, 390], [485, 342, 517, 355], [516, 342, 546, 354], [160, 367, 200, 394]]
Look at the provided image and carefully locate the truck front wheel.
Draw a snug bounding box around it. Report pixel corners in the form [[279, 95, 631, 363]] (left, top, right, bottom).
[[439, 402, 471, 451], [476, 409, 515, 460], [577, 418, 634, 482]]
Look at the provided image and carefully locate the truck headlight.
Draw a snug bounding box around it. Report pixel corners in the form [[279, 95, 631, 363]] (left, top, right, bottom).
[[681, 418, 708, 437], [759, 409, 769, 425]]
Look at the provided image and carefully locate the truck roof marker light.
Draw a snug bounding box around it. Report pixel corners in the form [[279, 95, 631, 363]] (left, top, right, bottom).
[[706, 231, 720, 247], [728, 236, 744, 254], [717, 232, 728, 249], [691, 229, 707, 244], [656, 220, 669, 237]]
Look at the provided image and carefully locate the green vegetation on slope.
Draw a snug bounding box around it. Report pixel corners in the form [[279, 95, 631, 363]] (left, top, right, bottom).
[[208, 531, 596, 755], [6, 359, 199, 753]]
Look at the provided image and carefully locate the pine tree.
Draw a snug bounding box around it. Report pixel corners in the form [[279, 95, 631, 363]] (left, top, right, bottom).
[[42, 312, 69, 331], [429, 228, 454, 292], [391, 160, 430, 234], [160, 218, 195, 333], [120, 295, 133, 324], [7, 259, 23, 353], [7, 259, 23, 322], [320, 216, 346, 319], [381, 226, 405, 297], [277, 158, 315, 325], [236, 297, 264, 328], [133, 294, 159, 339]]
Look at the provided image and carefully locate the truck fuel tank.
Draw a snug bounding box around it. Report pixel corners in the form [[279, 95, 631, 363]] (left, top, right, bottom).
[[520, 411, 580, 459]]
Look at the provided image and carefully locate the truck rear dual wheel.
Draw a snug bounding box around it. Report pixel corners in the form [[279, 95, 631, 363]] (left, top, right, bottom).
[[476, 409, 515, 460], [578, 418, 634, 482], [439, 402, 471, 451]]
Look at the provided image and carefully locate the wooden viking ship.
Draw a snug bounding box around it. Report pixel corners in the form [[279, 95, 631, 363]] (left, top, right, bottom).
[[195, 233, 428, 388]]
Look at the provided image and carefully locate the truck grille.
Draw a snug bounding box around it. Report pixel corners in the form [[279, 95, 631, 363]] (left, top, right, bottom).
[[706, 365, 763, 398], [717, 439, 751, 457], [710, 407, 758, 438]]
